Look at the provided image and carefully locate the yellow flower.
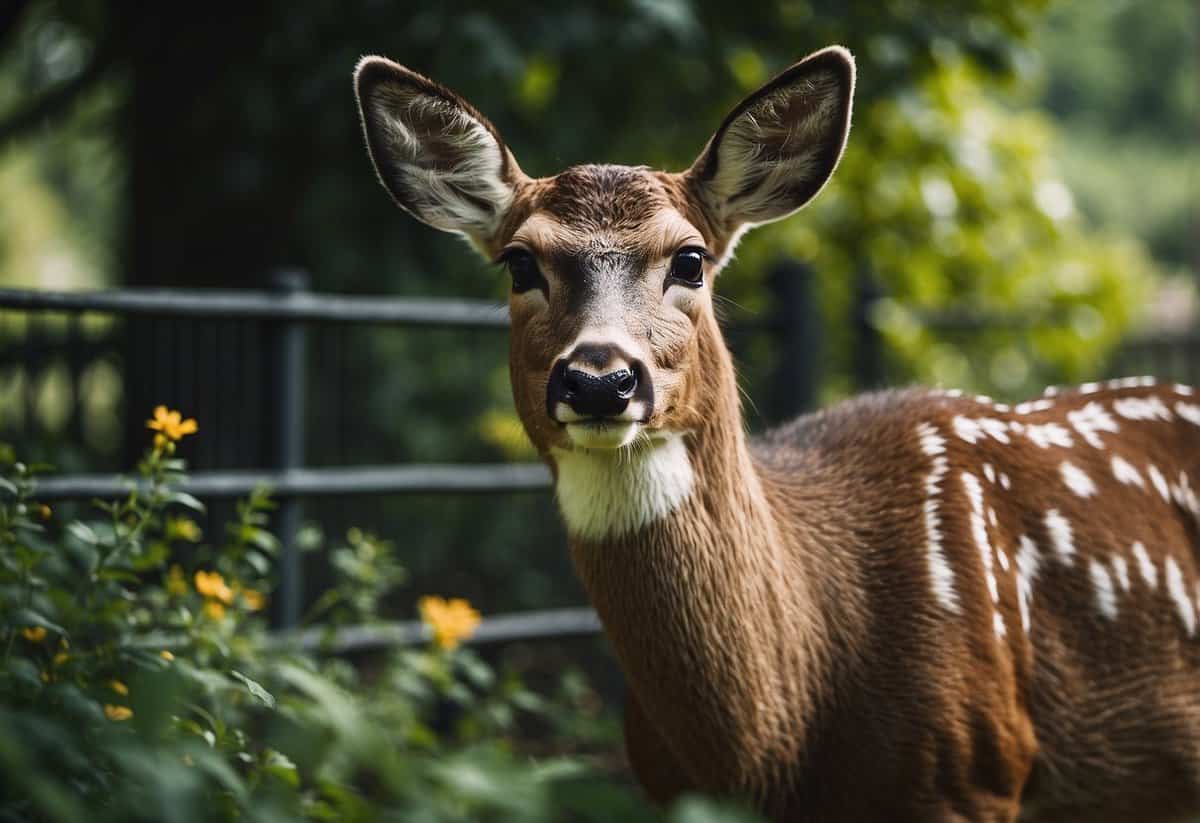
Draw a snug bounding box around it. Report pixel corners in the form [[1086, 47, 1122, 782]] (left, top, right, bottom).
[[203, 600, 226, 620], [109, 680, 128, 696], [194, 570, 234, 604], [167, 517, 201, 543], [418, 596, 482, 651], [21, 626, 47, 643], [240, 588, 265, 611], [104, 705, 133, 721], [52, 652, 69, 666], [159, 650, 175, 661], [37, 504, 51, 521], [146, 405, 198, 443]]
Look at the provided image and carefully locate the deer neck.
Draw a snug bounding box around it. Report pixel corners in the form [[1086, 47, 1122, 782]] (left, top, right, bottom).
[[554, 315, 832, 789]]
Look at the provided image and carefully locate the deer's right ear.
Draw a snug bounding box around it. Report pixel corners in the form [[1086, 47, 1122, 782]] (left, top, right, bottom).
[[354, 57, 523, 248]]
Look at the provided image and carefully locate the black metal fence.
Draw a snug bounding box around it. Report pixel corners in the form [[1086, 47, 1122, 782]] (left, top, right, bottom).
[[2, 266, 1196, 649], [0, 268, 810, 650]]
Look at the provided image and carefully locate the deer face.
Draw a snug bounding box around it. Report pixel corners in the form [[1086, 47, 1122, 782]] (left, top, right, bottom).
[[355, 48, 854, 458]]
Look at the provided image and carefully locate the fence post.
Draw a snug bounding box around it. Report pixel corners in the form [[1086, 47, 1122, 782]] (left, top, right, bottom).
[[853, 266, 884, 391], [768, 259, 820, 420], [269, 269, 308, 629]]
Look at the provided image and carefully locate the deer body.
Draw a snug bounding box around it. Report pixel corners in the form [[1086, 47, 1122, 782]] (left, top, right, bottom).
[[354, 47, 1200, 820]]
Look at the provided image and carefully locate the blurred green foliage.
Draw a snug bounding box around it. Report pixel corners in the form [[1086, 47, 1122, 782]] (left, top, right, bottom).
[[0, 422, 767, 821]]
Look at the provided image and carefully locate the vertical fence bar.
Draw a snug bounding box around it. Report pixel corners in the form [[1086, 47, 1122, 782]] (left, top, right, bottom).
[[270, 269, 308, 629], [853, 266, 884, 391], [768, 259, 821, 420]]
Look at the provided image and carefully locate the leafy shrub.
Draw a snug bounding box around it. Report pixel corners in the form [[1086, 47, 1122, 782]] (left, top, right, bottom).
[[0, 409, 759, 822]]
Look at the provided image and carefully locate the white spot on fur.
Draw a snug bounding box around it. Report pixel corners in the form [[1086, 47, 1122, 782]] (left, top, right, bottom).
[[962, 472, 999, 607], [554, 436, 693, 541], [952, 416, 1010, 445], [1176, 401, 1200, 427], [983, 463, 996, 483], [1067, 402, 1119, 449], [1015, 398, 1055, 415], [1089, 558, 1118, 620], [1043, 385, 1060, 397], [1132, 541, 1158, 590], [1015, 536, 1041, 632], [975, 395, 993, 405], [1044, 509, 1075, 566], [1110, 456, 1145, 489], [1148, 464, 1171, 502], [1111, 554, 1131, 592], [1000, 472, 1011, 490], [997, 546, 1009, 571], [993, 610, 1007, 639], [1176, 384, 1194, 396], [1060, 461, 1097, 498], [917, 423, 959, 613], [1165, 556, 1196, 636], [1171, 472, 1199, 519], [1112, 396, 1173, 422], [1023, 422, 1074, 449], [1112, 377, 1156, 393], [1080, 382, 1101, 394]]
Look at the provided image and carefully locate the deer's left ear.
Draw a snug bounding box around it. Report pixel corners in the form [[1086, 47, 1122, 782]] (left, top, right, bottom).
[[685, 46, 855, 236]]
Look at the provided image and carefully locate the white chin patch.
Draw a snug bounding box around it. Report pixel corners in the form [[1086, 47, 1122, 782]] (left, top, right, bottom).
[[564, 420, 641, 450], [553, 434, 694, 541]]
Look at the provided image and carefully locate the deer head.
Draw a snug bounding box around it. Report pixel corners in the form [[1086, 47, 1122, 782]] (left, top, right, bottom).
[[355, 48, 854, 524]]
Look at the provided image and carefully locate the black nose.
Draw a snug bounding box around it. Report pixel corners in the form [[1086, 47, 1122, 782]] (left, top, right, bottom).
[[547, 343, 643, 422], [547, 351, 640, 420]]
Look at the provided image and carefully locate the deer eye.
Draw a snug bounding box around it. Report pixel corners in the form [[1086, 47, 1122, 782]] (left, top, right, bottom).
[[501, 248, 544, 294], [668, 248, 706, 287]]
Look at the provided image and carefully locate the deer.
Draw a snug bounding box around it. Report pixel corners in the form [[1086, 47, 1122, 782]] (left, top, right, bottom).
[[353, 46, 1200, 821]]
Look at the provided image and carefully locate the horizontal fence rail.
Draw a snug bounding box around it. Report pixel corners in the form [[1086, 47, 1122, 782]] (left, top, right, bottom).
[[273, 608, 603, 654], [0, 286, 511, 326], [128, 608, 604, 655], [33, 463, 553, 501]]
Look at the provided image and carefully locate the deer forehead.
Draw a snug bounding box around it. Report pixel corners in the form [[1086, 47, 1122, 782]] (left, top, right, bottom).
[[509, 165, 707, 260]]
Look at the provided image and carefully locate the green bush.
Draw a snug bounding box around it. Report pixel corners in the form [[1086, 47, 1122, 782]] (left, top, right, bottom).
[[0, 408, 759, 822]]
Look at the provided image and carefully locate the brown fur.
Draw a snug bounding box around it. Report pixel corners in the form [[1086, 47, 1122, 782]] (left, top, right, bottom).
[[354, 48, 1200, 820]]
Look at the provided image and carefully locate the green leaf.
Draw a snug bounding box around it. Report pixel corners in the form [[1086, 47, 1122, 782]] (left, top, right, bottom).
[[5, 657, 44, 691], [244, 550, 271, 576], [263, 749, 300, 788], [0, 476, 18, 496], [66, 521, 100, 546], [246, 528, 280, 553], [231, 670, 276, 709], [166, 492, 206, 513]]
